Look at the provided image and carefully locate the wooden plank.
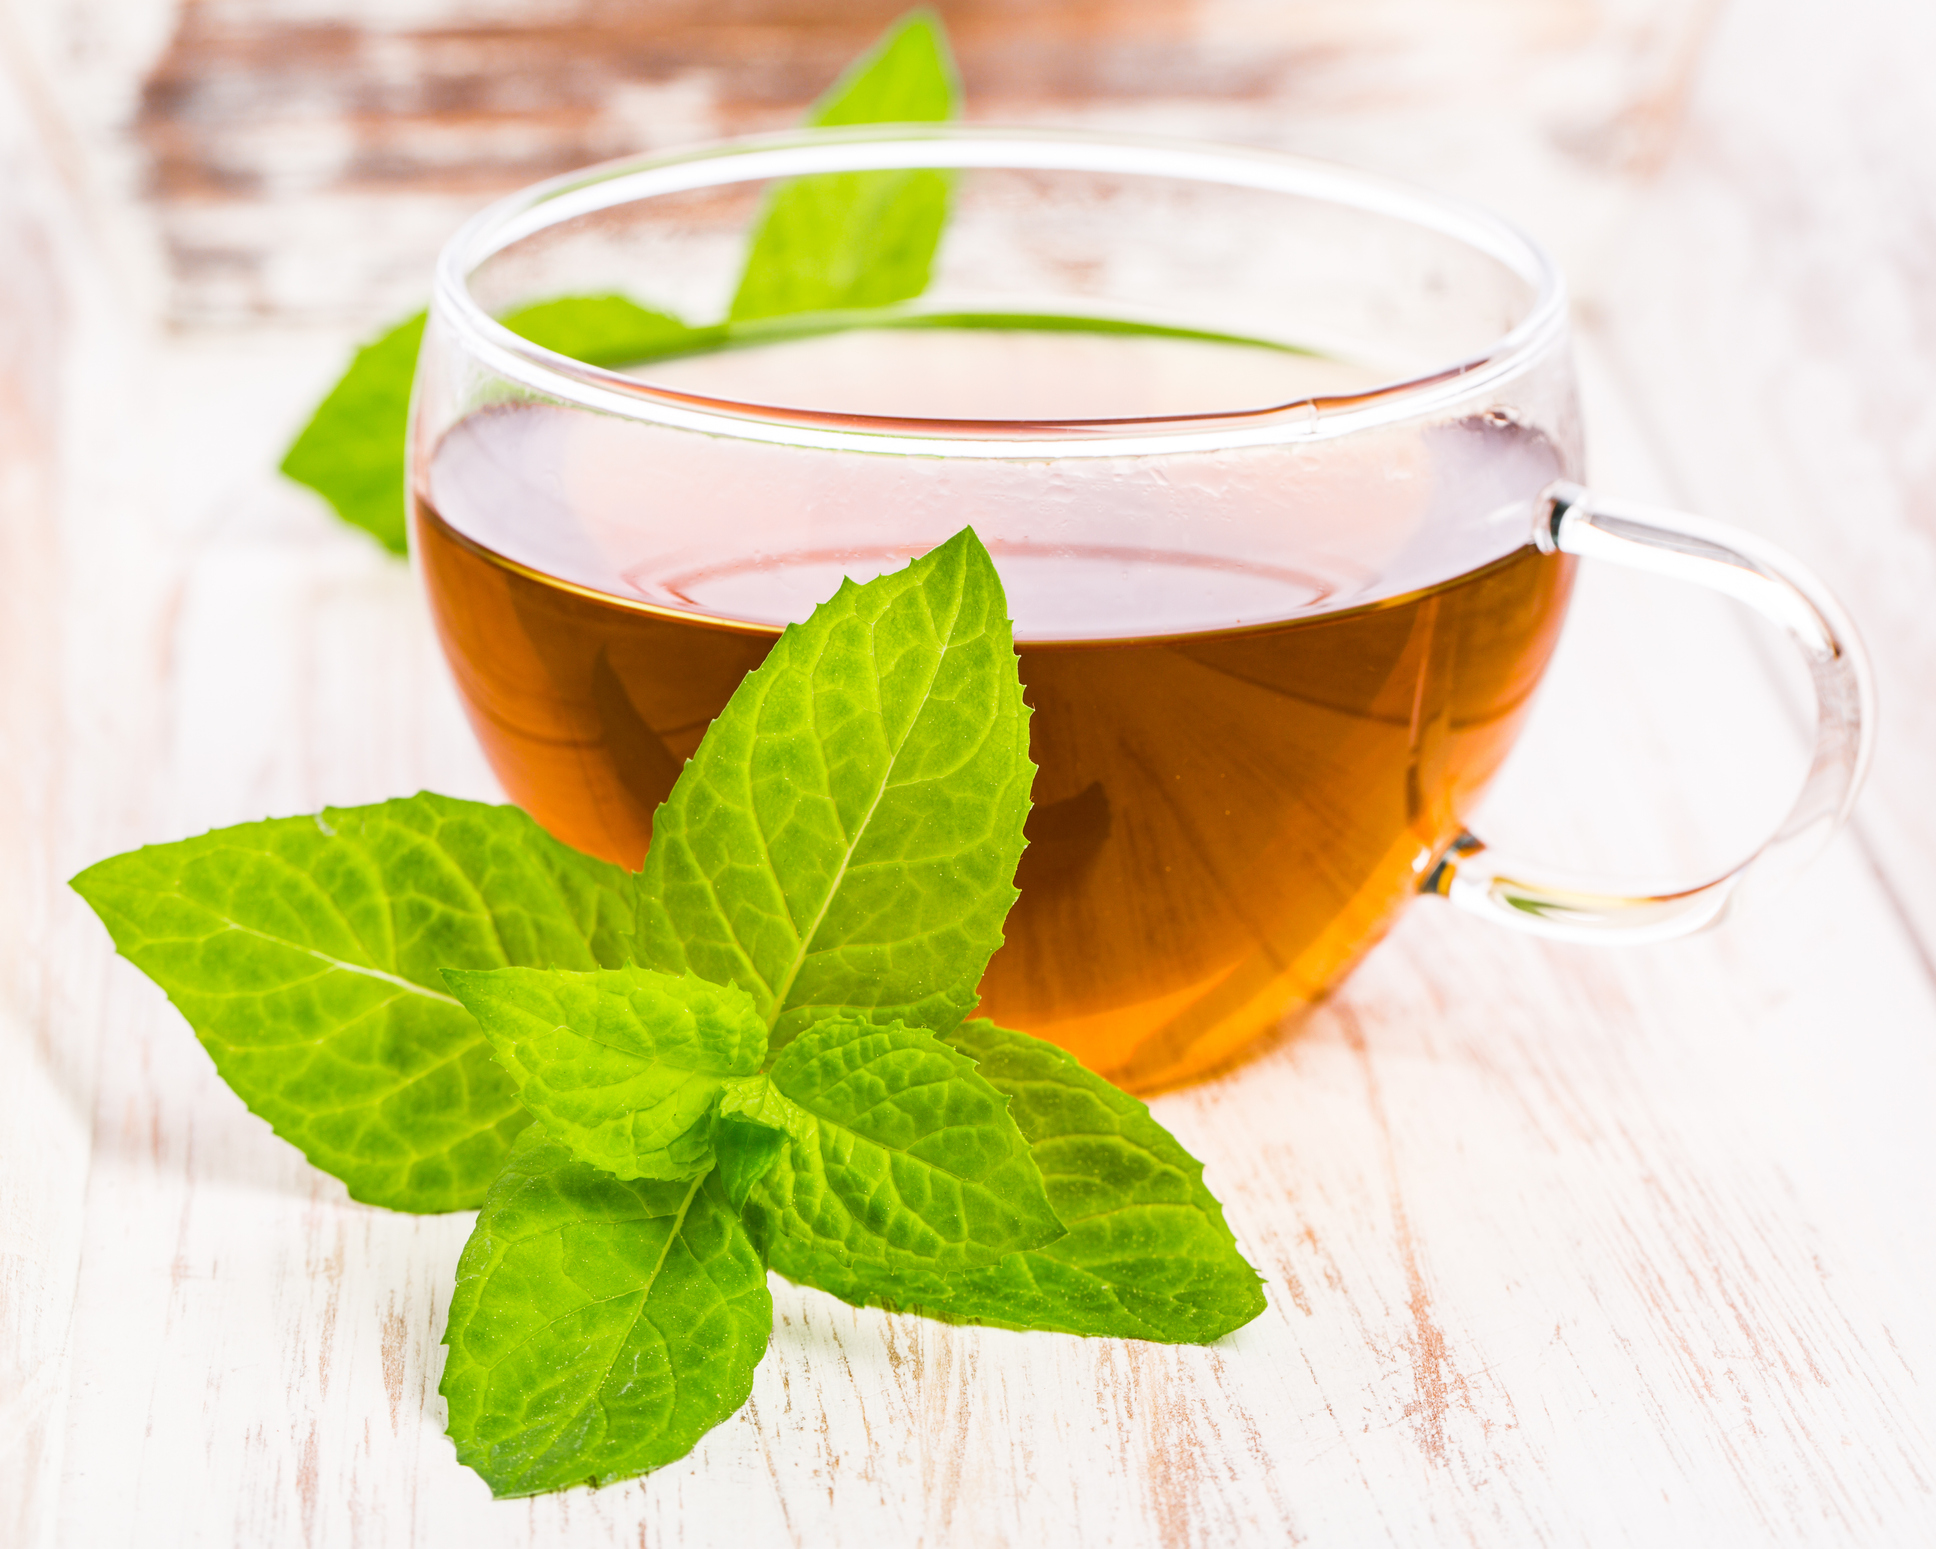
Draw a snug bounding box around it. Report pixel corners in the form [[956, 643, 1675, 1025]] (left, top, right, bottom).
[[36, 321, 1936, 1549]]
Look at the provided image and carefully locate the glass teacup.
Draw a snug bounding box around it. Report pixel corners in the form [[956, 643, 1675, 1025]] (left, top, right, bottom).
[[409, 129, 1871, 1090]]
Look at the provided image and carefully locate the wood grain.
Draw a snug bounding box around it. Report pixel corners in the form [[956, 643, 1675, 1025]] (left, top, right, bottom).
[[6, 1, 1935, 1544], [0, 29, 115, 1547]]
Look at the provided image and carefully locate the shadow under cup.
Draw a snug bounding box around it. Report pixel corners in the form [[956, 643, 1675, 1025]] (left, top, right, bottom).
[[409, 130, 1581, 1091]]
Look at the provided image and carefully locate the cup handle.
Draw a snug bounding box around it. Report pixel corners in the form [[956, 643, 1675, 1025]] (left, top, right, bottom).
[[1422, 480, 1876, 943]]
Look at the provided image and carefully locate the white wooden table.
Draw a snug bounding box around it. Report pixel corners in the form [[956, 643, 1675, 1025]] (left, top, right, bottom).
[[6, 2, 1935, 1544]]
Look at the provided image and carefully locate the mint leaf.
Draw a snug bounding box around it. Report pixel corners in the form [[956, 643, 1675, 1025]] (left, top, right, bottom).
[[730, 1017, 1062, 1284], [797, 1021, 1266, 1343], [69, 794, 634, 1212], [809, 10, 958, 128], [440, 1129, 770, 1498], [728, 11, 959, 323], [635, 527, 1033, 1047], [443, 965, 766, 1182], [714, 1116, 787, 1211], [281, 297, 703, 558], [281, 311, 425, 556]]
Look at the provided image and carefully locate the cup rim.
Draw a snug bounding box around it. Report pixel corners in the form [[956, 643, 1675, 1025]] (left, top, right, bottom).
[[432, 124, 1569, 460]]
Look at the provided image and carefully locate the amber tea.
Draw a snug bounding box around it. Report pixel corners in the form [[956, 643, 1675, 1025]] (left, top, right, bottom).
[[414, 326, 1575, 1089]]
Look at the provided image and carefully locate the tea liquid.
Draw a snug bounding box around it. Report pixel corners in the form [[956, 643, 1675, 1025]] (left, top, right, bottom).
[[413, 327, 1575, 1088]]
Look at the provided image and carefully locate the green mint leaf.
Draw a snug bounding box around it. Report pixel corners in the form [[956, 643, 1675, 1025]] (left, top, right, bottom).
[[728, 11, 959, 323], [809, 9, 958, 128], [635, 527, 1033, 1046], [280, 310, 425, 556], [442, 965, 766, 1182], [734, 1017, 1063, 1282], [440, 1129, 770, 1498], [280, 297, 703, 557], [713, 1116, 788, 1212], [69, 794, 635, 1212], [805, 1021, 1268, 1342]]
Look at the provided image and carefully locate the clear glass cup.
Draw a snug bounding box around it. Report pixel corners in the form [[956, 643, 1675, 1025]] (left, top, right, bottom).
[[408, 127, 1872, 1091]]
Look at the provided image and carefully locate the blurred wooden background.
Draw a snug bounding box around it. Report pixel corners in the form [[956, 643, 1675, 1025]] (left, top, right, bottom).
[[34, 0, 1712, 322], [5, 1, 1935, 1546]]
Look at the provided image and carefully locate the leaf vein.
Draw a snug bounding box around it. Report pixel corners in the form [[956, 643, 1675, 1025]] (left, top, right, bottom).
[[766, 566, 970, 1019], [205, 916, 462, 1006]]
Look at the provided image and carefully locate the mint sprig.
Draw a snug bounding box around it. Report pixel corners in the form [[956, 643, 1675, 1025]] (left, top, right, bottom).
[[75, 529, 1267, 1497], [281, 9, 1309, 559], [281, 11, 956, 556]]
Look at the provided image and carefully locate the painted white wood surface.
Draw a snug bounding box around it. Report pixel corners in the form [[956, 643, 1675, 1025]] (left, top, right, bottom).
[[5, 1, 1935, 1544]]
